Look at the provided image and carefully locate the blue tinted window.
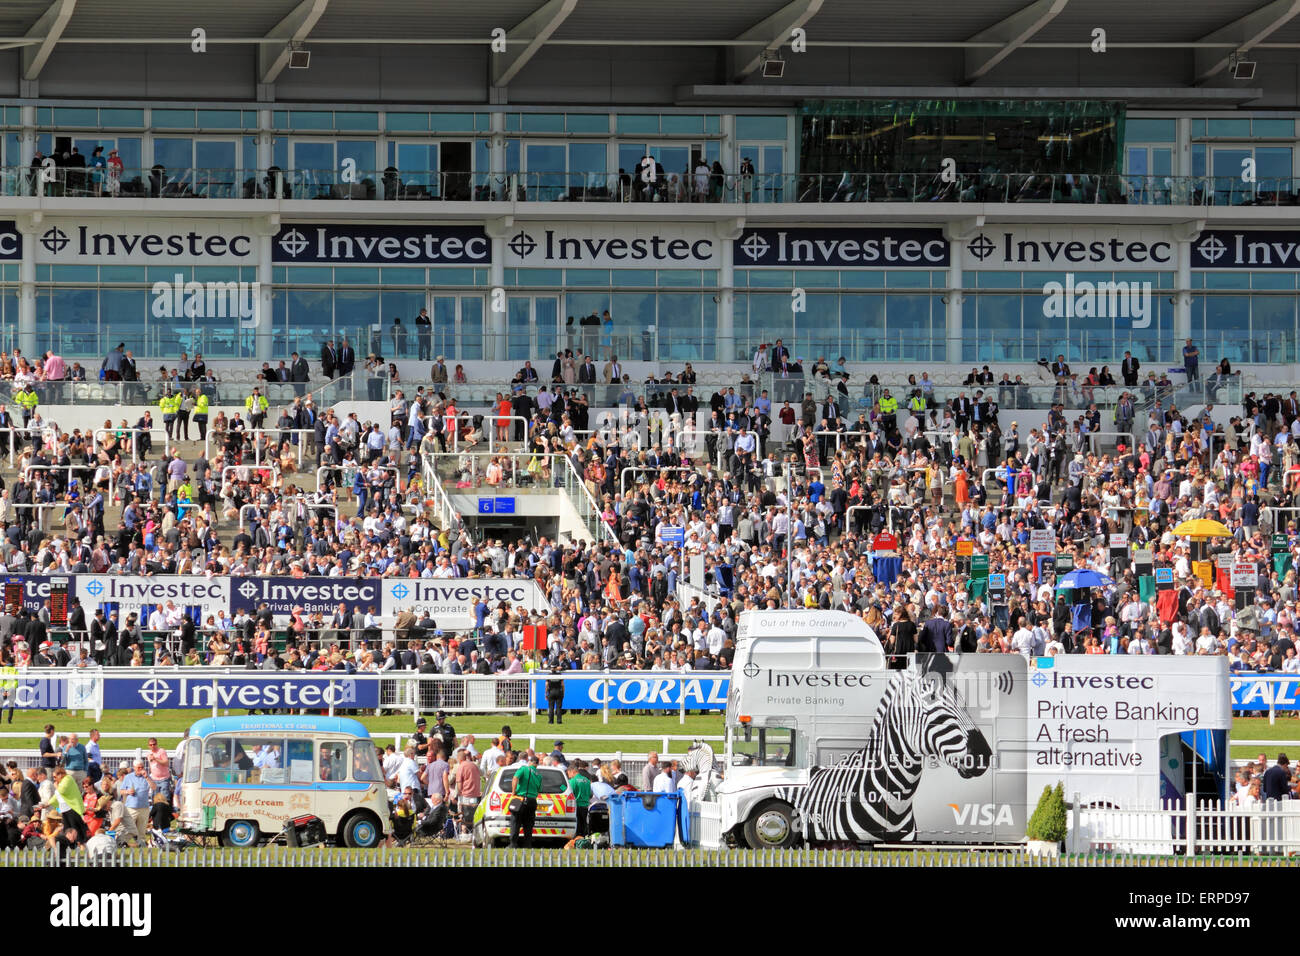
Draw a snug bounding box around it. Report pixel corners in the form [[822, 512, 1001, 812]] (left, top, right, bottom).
[[152, 109, 196, 129], [736, 116, 787, 140]]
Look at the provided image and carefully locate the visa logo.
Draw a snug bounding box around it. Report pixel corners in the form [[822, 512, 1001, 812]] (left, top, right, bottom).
[[948, 803, 1015, 826]]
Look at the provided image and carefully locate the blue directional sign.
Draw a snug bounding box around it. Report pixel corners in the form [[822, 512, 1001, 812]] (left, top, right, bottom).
[[661, 526, 685, 544], [494, 497, 516, 515], [478, 498, 494, 514]]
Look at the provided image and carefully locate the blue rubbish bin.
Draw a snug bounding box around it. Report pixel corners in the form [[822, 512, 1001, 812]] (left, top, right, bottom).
[[609, 791, 683, 848]]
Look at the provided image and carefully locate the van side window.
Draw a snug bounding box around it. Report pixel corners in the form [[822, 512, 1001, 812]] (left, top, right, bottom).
[[203, 738, 236, 784], [244, 737, 286, 784], [731, 728, 798, 768], [352, 743, 382, 782], [286, 739, 314, 784], [319, 742, 347, 782]]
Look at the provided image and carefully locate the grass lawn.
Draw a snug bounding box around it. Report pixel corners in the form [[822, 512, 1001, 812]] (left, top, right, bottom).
[[8, 709, 1300, 762], [0, 709, 726, 755]]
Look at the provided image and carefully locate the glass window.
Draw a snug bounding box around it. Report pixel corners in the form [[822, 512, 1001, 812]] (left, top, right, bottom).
[[795, 270, 839, 288], [737, 116, 788, 140], [657, 293, 706, 361], [662, 114, 704, 135], [566, 269, 610, 287], [1190, 119, 1206, 138], [1207, 118, 1252, 138], [387, 112, 429, 132], [54, 107, 99, 128], [839, 271, 884, 290], [197, 109, 241, 129], [286, 740, 314, 783], [339, 140, 377, 180], [658, 271, 702, 287], [525, 143, 566, 200], [569, 143, 608, 194], [1125, 119, 1176, 142], [336, 112, 379, 131], [730, 727, 797, 767], [460, 296, 484, 360], [319, 742, 347, 781], [153, 137, 193, 177], [1256, 147, 1292, 192], [290, 111, 334, 130], [613, 269, 656, 288], [202, 737, 239, 783], [617, 115, 660, 135], [382, 268, 426, 286], [152, 109, 196, 129], [240, 738, 287, 784], [842, 293, 885, 360], [1253, 118, 1295, 138], [429, 113, 476, 132], [521, 113, 565, 133], [352, 742, 382, 782], [567, 113, 609, 133]]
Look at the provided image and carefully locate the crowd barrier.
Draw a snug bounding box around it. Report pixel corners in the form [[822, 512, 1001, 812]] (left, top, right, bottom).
[[2, 667, 1294, 723]]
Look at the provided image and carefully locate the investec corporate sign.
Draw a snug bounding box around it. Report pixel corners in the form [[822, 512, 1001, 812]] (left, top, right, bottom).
[[382, 577, 549, 629]]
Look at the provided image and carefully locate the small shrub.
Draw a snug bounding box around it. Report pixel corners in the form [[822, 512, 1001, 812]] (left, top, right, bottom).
[[1026, 782, 1067, 843]]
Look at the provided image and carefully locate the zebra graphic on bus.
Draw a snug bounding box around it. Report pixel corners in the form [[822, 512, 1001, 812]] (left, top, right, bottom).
[[777, 655, 993, 844]]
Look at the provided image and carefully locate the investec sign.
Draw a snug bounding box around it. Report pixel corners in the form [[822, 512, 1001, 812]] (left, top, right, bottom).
[[383, 577, 549, 629], [962, 225, 1173, 271], [33, 220, 255, 265], [736, 227, 948, 268], [231, 576, 381, 615], [1192, 229, 1300, 269], [103, 675, 377, 710], [75, 574, 230, 617], [503, 223, 719, 268], [273, 223, 489, 265]]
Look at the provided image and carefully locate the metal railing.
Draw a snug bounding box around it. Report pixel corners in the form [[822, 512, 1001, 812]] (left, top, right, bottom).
[[17, 165, 1300, 209], [560, 453, 618, 544]]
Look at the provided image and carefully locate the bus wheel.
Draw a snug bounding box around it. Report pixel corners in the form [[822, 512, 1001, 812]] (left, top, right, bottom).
[[222, 820, 260, 848], [744, 802, 798, 850], [342, 814, 381, 848]]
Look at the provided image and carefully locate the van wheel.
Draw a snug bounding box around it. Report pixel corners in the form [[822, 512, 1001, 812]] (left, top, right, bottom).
[[744, 802, 798, 849], [221, 820, 260, 848], [342, 815, 381, 848], [473, 823, 486, 849]]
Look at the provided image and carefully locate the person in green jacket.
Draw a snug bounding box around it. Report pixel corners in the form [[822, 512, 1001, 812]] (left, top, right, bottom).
[[51, 766, 86, 846], [567, 763, 592, 837], [509, 755, 542, 848], [193, 389, 210, 441]]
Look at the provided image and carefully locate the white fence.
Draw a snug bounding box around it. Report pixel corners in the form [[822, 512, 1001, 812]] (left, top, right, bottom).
[[1068, 798, 1300, 856]]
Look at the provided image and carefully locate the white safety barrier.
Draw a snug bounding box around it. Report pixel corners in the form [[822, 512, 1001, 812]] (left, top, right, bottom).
[[1068, 798, 1300, 856]]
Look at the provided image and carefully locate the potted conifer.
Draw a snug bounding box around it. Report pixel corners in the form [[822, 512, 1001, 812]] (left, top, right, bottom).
[[1025, 782, 1067, 857]]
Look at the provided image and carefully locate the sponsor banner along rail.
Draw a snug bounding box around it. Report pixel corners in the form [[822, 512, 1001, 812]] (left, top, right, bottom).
[[0, 573, 547, 626], [533, 674, 730, 711]]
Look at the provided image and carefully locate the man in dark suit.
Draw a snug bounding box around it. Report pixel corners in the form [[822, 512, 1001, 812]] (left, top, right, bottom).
[[320, 340, 337, 380], [1049, 354, 1070, 379], [918, 607, 953, 653], [551, 351, 565, 382], [1121, 350, 1140, 387], [336, 339, 355, 377], [1263, 754, 1293, 801], [290, 351, 310, 397], [578, 356, 597, 384]]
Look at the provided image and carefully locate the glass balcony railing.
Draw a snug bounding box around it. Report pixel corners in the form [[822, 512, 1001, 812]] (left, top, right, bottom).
[[9, 165, 1300, 207]]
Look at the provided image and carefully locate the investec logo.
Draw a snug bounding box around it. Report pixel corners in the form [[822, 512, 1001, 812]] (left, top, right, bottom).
[[134, 676, 353, 709], [948, 803, 1014, 826], [41, 225, 252, 259], [508, 229, 713, 264], [85, 577, 225, 602], [151, 273, 259, 328], [236, 578, 375, 605], [1042, 273, 1152, 329]]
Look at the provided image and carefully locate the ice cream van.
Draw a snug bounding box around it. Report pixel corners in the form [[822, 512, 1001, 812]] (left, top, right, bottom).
[[176, 715, 391, 848]]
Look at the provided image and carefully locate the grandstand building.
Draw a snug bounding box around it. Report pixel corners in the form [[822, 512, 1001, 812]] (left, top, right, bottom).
[[0, 0, 1297, 375]]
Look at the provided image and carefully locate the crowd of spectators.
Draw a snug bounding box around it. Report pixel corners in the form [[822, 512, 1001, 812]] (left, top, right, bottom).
[[0, 340, 1294, 689]]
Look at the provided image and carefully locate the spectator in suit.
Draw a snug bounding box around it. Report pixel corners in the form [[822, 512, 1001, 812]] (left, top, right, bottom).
[[320, 340, 337, 380]]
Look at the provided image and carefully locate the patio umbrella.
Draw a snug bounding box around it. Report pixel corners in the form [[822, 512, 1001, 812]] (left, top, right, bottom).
[[1055, 568, 1115, 590], [1172, 518, 1232, 538]]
